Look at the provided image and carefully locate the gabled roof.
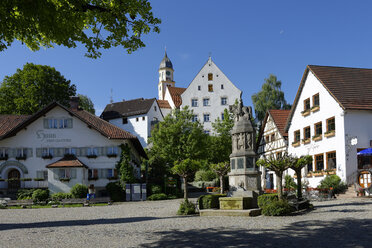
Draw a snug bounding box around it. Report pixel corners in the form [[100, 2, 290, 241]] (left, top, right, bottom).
[[257, 109, 290, 150], [46, 155, 88, 168], [0, 115, 30, 136], [157, 100, 171, 109], [167, 86, 186, 108], [0, 102, 147, 158], [285, 65, 372, 132], [101, 98, 157, 120]]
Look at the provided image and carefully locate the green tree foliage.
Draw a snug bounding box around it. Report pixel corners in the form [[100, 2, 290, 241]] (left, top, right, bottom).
[[171, 159, 200, 200], [207, 109, 234, 163], [148, 107, 207, 167], [251, 74, 291, 123], [210, 162, 230, 194], [70, 184, 88, 198], [289, 155, 312, 199], [0, 1, 161, 58], [116, 144, 136, 185], [78, 94, 95, 114], [0, 63, 76, 114], [257, 153, 293, 200]]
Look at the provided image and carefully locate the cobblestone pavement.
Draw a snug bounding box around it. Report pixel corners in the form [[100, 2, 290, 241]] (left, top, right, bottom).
[[0, 198, 371, 248]]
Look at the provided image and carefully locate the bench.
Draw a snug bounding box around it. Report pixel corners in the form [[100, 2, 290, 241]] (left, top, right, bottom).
[[61, 198, 87, 206], [88, 197, 112, 205], [5, 199, 34, 207]]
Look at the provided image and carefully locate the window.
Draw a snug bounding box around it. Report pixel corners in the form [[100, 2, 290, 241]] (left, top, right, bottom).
[[294, 130, 300, 142], [192, 115, 198, 122], [191, 99, 198, 107], [304, 126, 311, 140], [327, 151, 336, 170], [0, 148, 8, 159], [221, 84, 224, 89], [208, 84, 213, 92], [16, 148, 28, 159], [203, 98, 210, 106], [42, 148, 53, 158], [87, 147, 98, 158], [36, 170, 48, 180], [88, 169, 98, 179], [315, 154, 324, 171], [203, 114, 210, 122], [304, 98, 310, 111], [64, 147, 77, 156], [208, 73, 213, 81], [154, 106, 157, 111], [327, 117, 335, 132], [265, 135, 270, 143], [44, 118, 72, 129], [198, 85, 201, 91], [122, 117, 128, 124], [313, 93, 320, 106], [221, 113, 224, 120], [136, 117, 139, 122], [221, 97, 227, 105], [142, 116, 145, 121], [271, 134, 275, 142], [55, 168, 76, 180], [107, 146, 118, 156], [276, 152, 282, 159], [204, 130, 210, 135], [314, 122, 322, 136]]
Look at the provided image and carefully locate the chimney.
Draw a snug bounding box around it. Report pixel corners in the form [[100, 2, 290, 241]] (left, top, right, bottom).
[[70, 96, 80, 110]]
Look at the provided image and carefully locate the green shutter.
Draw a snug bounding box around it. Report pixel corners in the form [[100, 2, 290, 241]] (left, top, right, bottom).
[[43, 119, 49, 129], [36, 148, 42, 157]]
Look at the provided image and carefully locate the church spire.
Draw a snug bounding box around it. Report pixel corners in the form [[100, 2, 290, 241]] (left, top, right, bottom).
[[158, 49, 175, 100]]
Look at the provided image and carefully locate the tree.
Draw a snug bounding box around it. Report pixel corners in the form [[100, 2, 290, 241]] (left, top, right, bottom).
[[0, 0, 161, 58], [148, 107, 208, 167], [207, 109, 234, 163], [256, 153, 293, 200], [116, 144, 136, 185], [0, 63, 76, 114], [289, 155, 312, 199], [78, 94, 95, 114], [210, 162, 230, 194], [251, 74, 291, 123], [171, 159, 200, 200]]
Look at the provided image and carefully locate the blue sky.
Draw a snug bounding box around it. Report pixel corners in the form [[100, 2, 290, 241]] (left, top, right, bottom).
[[1, 1, 372, 115]]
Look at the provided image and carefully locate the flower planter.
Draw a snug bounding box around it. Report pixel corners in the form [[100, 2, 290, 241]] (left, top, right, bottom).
[[301, 110, 310, 116], [16, 156, 27, 160], [21, 178, 32, 181], [313, 172, 324, 177], [292, 141, 300, 147], [312, 135, 322, 142], [0, 155, 8, 161], [302, 138, 311, 144], [42, 155, 53, 159], [87, 155, 97, 159], [59, 178, 70, 182], [324, 131, 335, 138], [107, 154, 118, 158], [33, 178, 45, 181], [311, 106, 320, 112], [325, 170, 336, 175]]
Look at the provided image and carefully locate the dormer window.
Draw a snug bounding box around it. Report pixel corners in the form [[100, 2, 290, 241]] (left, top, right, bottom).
[[122, 117, 128, 124]]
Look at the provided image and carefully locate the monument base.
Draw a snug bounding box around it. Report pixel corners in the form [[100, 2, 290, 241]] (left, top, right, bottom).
[[219, 197, 252, 210]]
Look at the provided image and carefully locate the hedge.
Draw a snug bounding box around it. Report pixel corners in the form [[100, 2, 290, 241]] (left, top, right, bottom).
[[198, 194, 226, 209]]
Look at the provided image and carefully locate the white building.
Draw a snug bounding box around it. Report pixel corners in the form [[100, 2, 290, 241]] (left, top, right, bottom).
[[101, 98, 163, 148], [286, 65, 372, 187], [0, 100, 146, 195], [158, 52, 242, 134], [257, 109, 290, 190]]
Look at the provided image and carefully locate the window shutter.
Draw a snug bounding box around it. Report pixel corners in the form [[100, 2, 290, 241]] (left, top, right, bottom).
[[93, 169, 98, 178], [27, 148, 33, 157], [114, 169, 118, 178], [36, 148, 42, 157], [75, 148, 80, 156], [8, 148, 15, 158], [37, 171, 42, 178], [67, 118, 73, 128], [80, 148, 87, 156], [71, 169, 77, 179], [43, 119, 49, 129], [56, 148, 63, 157]]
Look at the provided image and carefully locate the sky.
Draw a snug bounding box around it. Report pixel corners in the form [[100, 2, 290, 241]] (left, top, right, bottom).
[[1, 1, 372, 115]]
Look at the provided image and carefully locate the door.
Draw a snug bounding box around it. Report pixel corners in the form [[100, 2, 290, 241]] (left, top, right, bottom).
[[8, 169, 21, 191]]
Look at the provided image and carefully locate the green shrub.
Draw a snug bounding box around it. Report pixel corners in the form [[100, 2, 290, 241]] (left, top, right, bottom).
[[318, 175, 347, 194], [32, 189, 49, 203], [194, 170, 216, 182], [257, 193, 278, 208], [17, 189, 37, 200], [148, 193, 168, 201], [177, 199, 196, 215], [198, 194, 226, 209], [262, 200, 292, 216], [150, 184, 162, 194], [106, 182, 125, 202], [284, 175, 297, 190], [51, 192, 72, 201], [70, 184, 88, 198]]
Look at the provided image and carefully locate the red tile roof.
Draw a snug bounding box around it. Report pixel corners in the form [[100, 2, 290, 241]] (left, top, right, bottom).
[[268, 109, 291, 138], [46, 155, 88, 168], [157, 100, 171, 109], [167, 86, 186, 108], [0, 115, 29, 136], [286, 65, 372, 131]]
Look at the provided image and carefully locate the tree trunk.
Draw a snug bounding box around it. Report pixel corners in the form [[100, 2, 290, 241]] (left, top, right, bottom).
[[183, 176, 188, 201], [295, 169, 303, 200], [220, 175, 224, 194], [277, 173, 283, 200]]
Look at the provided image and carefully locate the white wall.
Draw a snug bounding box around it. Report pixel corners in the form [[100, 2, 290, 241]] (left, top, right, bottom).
[[288, 71, 346, 187], [180, 58, 241, 133]]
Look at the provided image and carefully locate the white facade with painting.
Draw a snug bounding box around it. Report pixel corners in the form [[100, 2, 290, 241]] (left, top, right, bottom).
[[286, 65, 372, 187], [0, 101, 146, 196]]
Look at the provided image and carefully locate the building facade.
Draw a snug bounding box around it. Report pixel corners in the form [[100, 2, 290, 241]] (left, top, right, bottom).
[[0, 101, 146, 195], [286, 65, 372, 187]]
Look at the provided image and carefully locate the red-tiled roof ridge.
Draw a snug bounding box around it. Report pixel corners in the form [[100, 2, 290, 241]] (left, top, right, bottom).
[[46, 154, 88, 168], [167, 86, 186, 108], [285, 65, 372, 132], [157, 100, 171, 109]]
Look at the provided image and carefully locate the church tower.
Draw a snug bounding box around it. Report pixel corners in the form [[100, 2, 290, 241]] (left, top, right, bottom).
[[158, 50, 175, 100]]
